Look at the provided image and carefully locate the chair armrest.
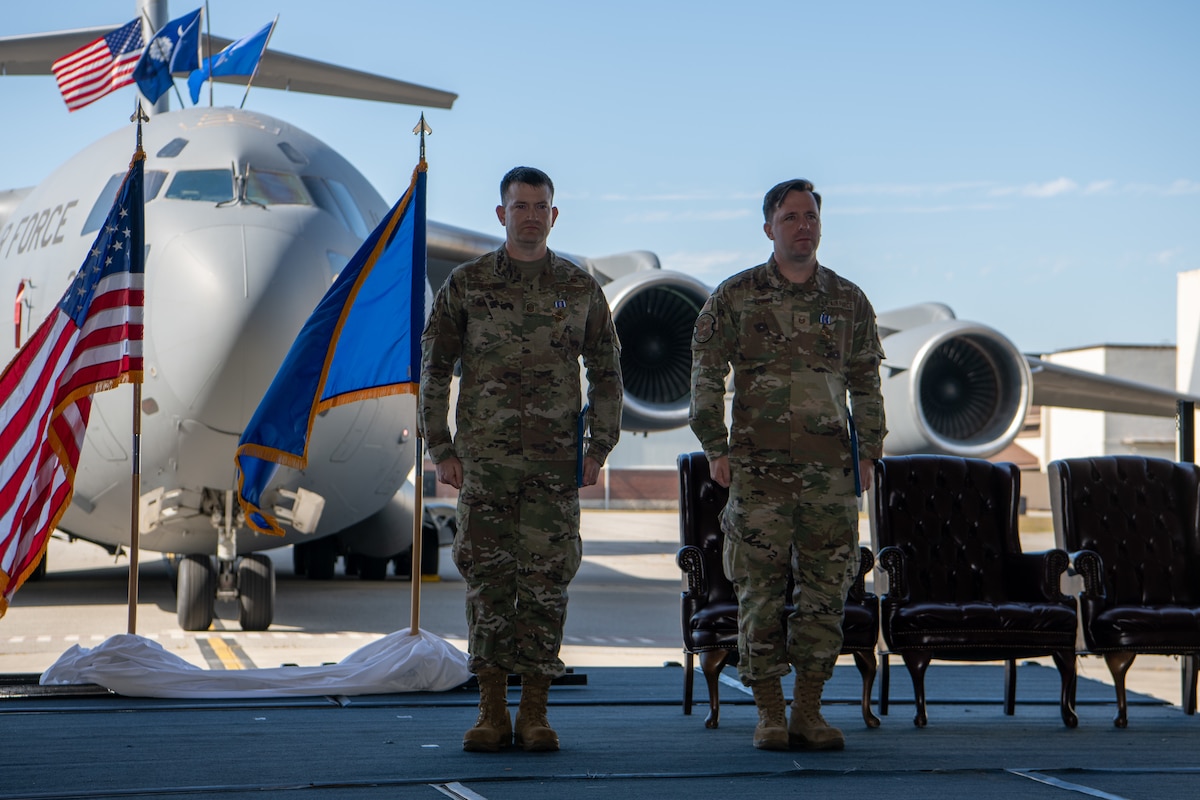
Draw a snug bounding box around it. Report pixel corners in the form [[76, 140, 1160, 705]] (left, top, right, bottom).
[[1005, 549, 1071, 602], [1070, 549, 1106, 599], [676, 545, 708, 598], [848, 546, 874, 601], [877, 545, 907, 600]]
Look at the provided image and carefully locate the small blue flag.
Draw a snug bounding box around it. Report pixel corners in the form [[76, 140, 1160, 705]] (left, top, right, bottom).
[[187, 19, 274, 104], [235, 163, 428, 536], [133, 8, 203, 103]]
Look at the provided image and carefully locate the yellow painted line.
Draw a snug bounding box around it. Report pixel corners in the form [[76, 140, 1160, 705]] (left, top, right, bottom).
[[204, 636, 246, 670]]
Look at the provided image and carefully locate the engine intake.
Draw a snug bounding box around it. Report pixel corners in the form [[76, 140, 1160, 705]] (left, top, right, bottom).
[[603, 271, 712, 432], [880, 320, 1031, 457]]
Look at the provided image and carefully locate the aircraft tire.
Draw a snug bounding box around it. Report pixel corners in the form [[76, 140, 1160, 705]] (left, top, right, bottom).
[[28, 551, 48, 581], [421, 522, 439, 576], [177, 554, 216, 631], [292, 545, 307, 577], [391, 524, 440, 579], [358, 555, 389, 581], [297, 537, 338, 580], [237, 554, 275, 631]]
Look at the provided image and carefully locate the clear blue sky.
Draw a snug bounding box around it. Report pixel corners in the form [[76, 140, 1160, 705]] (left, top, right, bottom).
[[4, 1, 1198, 355]]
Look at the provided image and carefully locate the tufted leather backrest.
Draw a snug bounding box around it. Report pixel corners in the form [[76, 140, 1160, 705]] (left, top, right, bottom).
[[678, 452, 738, 607], [873, 455, 1023, 603], [1050, 456, 1200, 606]]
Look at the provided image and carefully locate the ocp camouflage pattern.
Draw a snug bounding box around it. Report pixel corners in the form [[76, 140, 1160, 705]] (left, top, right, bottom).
[[453, 458, 582, 677], [419, 247, 623, 466], [689, 256, 886, 467], [721, 462, 859, 682]]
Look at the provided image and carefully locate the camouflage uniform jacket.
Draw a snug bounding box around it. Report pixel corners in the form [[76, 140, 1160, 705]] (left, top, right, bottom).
[[689, 256, 886, 467], [419, 247, 623, 465]]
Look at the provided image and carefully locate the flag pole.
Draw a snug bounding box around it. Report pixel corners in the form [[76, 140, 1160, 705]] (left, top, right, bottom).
[[127, 103, 149, 635], [410, 438, 423, 635], [239, 15, 279, 110], [409, 114, 432, 636], [203, 0, 213, 107]]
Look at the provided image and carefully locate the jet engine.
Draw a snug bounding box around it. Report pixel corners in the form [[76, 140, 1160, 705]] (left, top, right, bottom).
[[603, 270, 713, 432], [880, 319, 1032, 457]]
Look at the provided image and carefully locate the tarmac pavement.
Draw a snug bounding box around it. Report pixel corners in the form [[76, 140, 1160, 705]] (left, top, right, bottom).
[[1, 510, 1198, 799]]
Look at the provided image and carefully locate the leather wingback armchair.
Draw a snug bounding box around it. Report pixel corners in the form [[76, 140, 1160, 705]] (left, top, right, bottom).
[[676, 451, 880, 729], [873, 455, 1078, 727], [1048, 455, 1200, 727]]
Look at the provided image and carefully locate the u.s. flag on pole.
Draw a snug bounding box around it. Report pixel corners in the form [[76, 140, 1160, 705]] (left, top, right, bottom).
[[52, 19, 145, 112], [0, 153, 145, 616]]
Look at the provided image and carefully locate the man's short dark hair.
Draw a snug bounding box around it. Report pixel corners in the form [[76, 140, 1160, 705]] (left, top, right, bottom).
[[763, 179, 821, 221], [500, 166, 555, 203]]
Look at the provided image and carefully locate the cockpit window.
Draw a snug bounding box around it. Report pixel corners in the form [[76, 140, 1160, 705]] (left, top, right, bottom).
[[246, 170, 311, 206], [165, 169, 234, 202], [80, 170, 168, 235], [300, 176, 369, 239], [157, 138, 188, 158]]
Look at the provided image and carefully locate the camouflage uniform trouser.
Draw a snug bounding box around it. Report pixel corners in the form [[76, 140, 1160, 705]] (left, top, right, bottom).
[[453, 458, 582, 678], [721, 461, 859, 684]]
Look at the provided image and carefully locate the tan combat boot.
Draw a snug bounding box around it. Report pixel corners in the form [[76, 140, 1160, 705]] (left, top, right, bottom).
[[789, 673, 845, 750], [463, 668, 512, 752], [749, 679, 789, 750], [514, 674, 559, 752]]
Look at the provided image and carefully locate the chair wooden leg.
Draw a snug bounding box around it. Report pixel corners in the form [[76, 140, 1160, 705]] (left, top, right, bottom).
[[901, 652, 932, 727], [1051, 649, 1078, 728], [1104, 651, 1136, 728], [879, 652, 889, 716], [851, 650, 881, 728], [683, 651, 695, 715], [1182, 654, 1198, 716], [698, 649, 732, 729], [1003, 658, 1017, 716]]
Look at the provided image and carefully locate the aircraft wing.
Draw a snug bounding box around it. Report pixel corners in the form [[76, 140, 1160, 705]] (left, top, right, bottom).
[[0, 27, 116, 74], [0, 27, 456, 108], [1027, 355, 1200, 417]]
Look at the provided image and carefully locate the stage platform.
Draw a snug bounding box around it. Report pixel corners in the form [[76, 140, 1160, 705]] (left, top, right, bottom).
[[1, 661, 1197, 800]]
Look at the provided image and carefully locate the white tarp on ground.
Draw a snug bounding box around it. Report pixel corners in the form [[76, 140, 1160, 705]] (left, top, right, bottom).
[[40, 629, 471, 698]]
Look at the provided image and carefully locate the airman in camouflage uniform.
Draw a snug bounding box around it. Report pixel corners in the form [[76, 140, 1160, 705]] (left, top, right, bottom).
[[419, 167, 622, 753], [689, 179, 885, 751]]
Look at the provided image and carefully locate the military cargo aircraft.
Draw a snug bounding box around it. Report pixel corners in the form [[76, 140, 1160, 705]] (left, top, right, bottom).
[[0, 1, 712, 632], [1, 1, 1194, 633]]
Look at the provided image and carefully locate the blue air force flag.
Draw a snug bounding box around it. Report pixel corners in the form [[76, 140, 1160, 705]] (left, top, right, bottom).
[[234, 163, 428, 536], [133, 8, 203, 103], [187, 19, 274, 104]]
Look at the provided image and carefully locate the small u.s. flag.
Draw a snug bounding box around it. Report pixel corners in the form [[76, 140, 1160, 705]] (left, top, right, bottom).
[[0, 154, 145, 615], [52, 19, 145, 112]]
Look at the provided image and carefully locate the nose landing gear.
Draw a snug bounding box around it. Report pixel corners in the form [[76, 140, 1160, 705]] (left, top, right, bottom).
[[173, 490, 276, 631]]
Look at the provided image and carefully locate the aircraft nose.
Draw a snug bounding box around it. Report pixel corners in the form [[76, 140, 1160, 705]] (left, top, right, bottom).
[[145, 224, 337, 433]]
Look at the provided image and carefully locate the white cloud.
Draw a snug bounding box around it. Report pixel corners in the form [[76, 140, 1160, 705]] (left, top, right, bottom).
[[661, 249, 760, 279], [1165, 179, 1200, 196], [598, 191, 760, 202], [991, 177, 1079, 198], [834, 203, 1004, 215], [625, 209, 752, 223], [1156, 247, 1184, 264], [828, 181, 994, 197]]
